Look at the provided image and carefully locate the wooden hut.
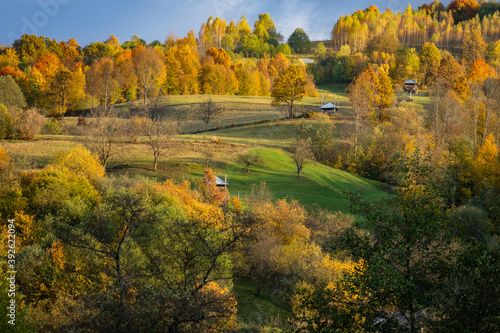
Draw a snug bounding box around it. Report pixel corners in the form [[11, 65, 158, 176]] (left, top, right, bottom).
[[319, 102, 338, 114], [403, 79, 418, 101]]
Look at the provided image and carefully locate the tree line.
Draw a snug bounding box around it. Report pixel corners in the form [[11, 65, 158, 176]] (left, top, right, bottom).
[[0, 29, 317, 121], [311, 0, 500, 86]]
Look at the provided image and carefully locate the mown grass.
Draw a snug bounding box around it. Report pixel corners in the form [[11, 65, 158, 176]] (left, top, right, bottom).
[[185, 147, 390, 214]]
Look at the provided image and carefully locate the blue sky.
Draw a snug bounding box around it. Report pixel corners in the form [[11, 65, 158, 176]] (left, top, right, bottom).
[[1, 0, 448, 47]]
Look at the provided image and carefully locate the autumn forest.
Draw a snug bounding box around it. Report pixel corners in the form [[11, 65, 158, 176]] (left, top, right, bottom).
[[1, 0, 500, 332]]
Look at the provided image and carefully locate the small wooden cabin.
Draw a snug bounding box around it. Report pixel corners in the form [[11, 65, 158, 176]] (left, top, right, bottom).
[[319, 102, 339, 114], [403, 79, 418, 101]]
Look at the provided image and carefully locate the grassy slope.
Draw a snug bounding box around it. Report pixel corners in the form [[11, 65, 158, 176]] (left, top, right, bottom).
[[193, 146, 389, 214]]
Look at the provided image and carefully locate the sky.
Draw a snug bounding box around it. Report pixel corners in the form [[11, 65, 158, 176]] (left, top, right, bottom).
[[0, 0, 451, 47]]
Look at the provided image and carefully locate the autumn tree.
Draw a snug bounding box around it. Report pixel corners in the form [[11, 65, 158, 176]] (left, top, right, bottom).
[[376, 64, 394, 121], [419, 42, 442, 86], [82, 107, 122, 168], [315, 42, 327, 56], [448, 0, 480, 24], [82, 41, 115, 65], [205, 47, 231, 67], [15, 108, 46, 140], [462, 26, 487, 65], [48, 65, 85, 117], [115, 49, 138, 101], [132, 46, 165, 113], [238, 151, 263, 172], [234, 63, 260, 96], [199, 60, 239, 95], [348, 70, 377, 161], [271, 65, 307, 118], [164, 43, 200, 95], [197, 98, 224, 132], [52, 145, 105, 182], [12, 34, 49, 63], [86, 58, 121, 111], [480, 78, 500, 146], [292, 139, 313, 177], [467, 58, 496, 84], [0, 48, 20, 68], [144, 118, 179, 171]]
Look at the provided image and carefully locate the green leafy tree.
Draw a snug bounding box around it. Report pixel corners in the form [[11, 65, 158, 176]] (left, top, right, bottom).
[[296, 151, 456, 332], [0, 104, 15, 139], [314, 42, 327, 56], [287, 28, 311, 53], [12, 34, 49, 63], [0, 75, 26, 110]]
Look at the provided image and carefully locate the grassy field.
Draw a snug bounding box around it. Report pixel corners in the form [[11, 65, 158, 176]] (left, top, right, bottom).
[[2, 121, 390, 215]]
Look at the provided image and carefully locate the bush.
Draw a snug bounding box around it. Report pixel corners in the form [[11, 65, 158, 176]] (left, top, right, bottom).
[[44, 118, 61, 135], [15, 108, 46, 140], [210, 136, 222, 144], [303, 110, 315, 118], [77, 116, 87, 126]]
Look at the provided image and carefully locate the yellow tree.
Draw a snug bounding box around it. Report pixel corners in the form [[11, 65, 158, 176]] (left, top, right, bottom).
[[467, 58, 497, 84], [376, 64, 394, 121], [234, 63, 260, 96], [205, 47, 231, 68], [164, 44, 200, 95], [0, 48, 20, 68], [348, 70, 377, 161], [87, 57, 121, 111], [48, 65, 85, 117], [462, 26, 486, 65], [52, 145, 105, 182], [268, 52, 290, 83], [473, 133, 499, 190], [115, 49, 138, 101], [271, 64, 307, 118], [59, 38, 81, 61], [132, 46, 165, 113]]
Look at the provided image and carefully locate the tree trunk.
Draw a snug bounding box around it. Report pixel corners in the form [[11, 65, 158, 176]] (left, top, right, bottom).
[[143, 87, 148, 113], [481, 108, 490, 146]]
